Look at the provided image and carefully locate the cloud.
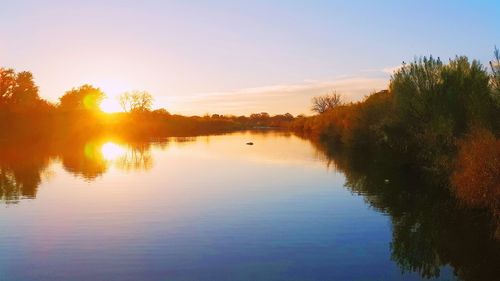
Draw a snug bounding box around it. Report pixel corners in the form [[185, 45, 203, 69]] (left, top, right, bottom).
[[161, 75, 390, 115], [382, 65, 403, 75]]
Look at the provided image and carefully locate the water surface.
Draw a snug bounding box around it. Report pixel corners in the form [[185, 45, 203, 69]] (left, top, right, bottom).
[[1, 131, 498, 280]]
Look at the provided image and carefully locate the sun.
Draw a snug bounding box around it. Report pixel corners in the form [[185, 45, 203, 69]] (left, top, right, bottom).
[[100, 97, 122, 113]]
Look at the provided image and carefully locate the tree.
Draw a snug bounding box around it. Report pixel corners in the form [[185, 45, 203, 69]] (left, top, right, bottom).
[[0, 69, 43, 110], [153, 108, 170, 116], [119, 90, 153, 112], [388, 55, 496, 175], [11, 71, 40, 106], [311, 91, 343, 114], [441, 56, 492, 133], [59, 84, 105, 111], [0, 68, 16, 105], [390, 56, 493, 134], [390, 56, 443, 125]]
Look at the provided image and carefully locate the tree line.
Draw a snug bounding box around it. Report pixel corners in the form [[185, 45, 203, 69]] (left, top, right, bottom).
[[292, 49, 500, 228], [0, 69, 295, 140]]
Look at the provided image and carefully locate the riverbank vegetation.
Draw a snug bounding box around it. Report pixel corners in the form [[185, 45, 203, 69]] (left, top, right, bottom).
[[302, 137, 500, 280], [2, 50, 499, 234], [0, 69, 294, 141], [292, 50, 500, 230]]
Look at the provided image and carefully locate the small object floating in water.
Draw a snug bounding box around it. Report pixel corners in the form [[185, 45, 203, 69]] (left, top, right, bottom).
[[246, 142, 254, 145], [384, 179, 390, 184]]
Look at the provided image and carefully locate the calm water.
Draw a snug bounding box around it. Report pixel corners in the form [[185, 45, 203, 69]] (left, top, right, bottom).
[[1, 131, 498, 281]]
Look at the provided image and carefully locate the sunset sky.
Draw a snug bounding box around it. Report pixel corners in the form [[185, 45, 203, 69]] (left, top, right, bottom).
[[1, 0, 499, 115]]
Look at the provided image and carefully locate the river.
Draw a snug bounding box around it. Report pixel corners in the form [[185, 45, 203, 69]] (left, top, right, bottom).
[[1, 131, 498, 280]]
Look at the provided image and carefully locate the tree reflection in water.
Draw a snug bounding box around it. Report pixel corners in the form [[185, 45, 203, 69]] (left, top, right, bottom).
[[60, 140, 109, 180], [0, 139, 54, 203], [1, 133, 498, 280], [115, 142, 153, 172], [0, 137, 162, 202], [307, 137, 500, 281]]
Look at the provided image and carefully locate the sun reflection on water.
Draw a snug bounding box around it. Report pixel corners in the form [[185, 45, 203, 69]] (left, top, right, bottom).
[[101, 142, 126, 161]]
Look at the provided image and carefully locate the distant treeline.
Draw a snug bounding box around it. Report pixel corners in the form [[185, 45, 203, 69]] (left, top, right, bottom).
[[0, 69, 295, 140], [292, 50, 500, 227]]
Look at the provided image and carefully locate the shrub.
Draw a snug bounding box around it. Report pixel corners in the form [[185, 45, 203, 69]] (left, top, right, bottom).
[[452, 128, 500, 219]]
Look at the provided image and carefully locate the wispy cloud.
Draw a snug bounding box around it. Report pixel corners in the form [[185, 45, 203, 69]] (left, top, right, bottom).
[[382, 65, 403, 75], [160, 75, 390, 115]]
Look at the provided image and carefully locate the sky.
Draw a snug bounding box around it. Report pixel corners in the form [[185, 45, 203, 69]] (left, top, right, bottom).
[[1, 0, 499, 115]]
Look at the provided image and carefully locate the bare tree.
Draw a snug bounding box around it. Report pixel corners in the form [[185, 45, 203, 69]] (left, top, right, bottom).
[[119, 90, 153, 112], [311, 91, 343, 114], [119, 92, 132, 112]]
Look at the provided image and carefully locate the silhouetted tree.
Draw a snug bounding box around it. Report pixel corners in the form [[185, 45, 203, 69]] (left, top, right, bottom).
[[0, 68, 16, 105], [0, 68, 51, 114], [11, 71, 40, 107], [59, 84, 105, 111], [249, 112, 270, 126], [311, 91, 343, 114], [152, 108, 170, 116], [119, 90, 153, 112]]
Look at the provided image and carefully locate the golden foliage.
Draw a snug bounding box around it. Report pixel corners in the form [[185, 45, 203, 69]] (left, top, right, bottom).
[[452, 128, 500, 217]]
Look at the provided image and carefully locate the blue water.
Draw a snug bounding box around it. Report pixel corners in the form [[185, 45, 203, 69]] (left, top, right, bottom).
[[1, 131, 492, 280]]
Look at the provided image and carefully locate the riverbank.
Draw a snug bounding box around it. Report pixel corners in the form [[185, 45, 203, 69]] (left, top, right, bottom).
[[291, 55, 500, 234]]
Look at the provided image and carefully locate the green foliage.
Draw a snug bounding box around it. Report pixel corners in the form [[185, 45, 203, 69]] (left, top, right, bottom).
[[293, 51, 500, 182], [388, 55, 496, 174], [304, 138, 500, 280], [390, 56, 444, 126], [291, 51, 500, 232], [441, 57, 493, 132], [390, 56, 493, 134]]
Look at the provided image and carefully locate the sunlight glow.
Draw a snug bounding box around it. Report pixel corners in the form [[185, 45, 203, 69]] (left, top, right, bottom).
[[101, 142, 126, 161], [100, 97, 122, 113]]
